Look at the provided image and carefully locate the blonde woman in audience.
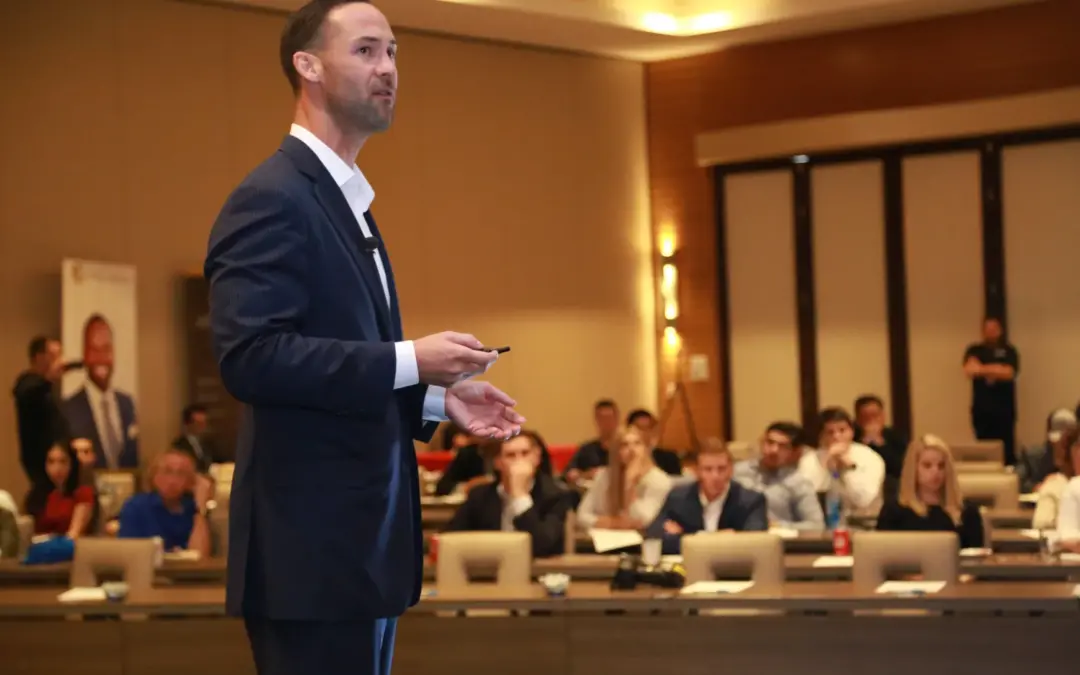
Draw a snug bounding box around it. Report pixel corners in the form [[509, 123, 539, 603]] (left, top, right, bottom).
[[1051, 426, 1080, 551], [798, 407, 885, 515], [576, 425, 672, 531], [1032, 425, 1080, 530], [876, 434, 984, 548]]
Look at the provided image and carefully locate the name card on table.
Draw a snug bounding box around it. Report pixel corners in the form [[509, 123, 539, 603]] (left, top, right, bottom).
[[768, 527, 799, 539], [58, 587, 107, 603], [812, 555, 854, 568], [681, 581, 755, 595], [589, 528, 643, 553], [875, 581, 946, 595]]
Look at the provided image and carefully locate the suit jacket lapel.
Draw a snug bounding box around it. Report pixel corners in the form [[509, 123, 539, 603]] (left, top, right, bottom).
[[280, 136, 393, 341], [717, 483, 739, 530], [363, 211, 403, 341], [683, 489, 706, 532]]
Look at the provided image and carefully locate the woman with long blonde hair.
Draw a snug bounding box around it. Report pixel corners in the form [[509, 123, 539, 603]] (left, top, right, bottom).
[[876, 434, 984, 548], [576, 425, 672, 531]]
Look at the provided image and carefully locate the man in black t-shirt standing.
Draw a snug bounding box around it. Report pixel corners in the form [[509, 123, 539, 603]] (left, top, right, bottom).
[[12, 336, 71, 489], [963, 317, 1020, 465]]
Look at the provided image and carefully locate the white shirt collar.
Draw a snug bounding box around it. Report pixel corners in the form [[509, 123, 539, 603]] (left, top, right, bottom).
[[289, 123, 375, 212], [699, 485, 729, 510], [84, 379, 115, 405]]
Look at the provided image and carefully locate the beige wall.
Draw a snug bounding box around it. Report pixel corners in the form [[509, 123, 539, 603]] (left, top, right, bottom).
[[903, 152, 984, 442], [1003, 140, 1080, 444], [724, 170, 800, 441], [812, 161, 890, 414], [0, 0, 655, 496]]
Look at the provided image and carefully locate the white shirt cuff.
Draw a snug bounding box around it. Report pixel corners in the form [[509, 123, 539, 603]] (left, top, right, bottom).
[[393, 341, 420, 390], [422, 386, 447, 422], [509, 495, 534, 517]]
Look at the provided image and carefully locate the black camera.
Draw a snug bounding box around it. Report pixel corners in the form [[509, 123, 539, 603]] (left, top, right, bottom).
[[610, 553, 686, 590]]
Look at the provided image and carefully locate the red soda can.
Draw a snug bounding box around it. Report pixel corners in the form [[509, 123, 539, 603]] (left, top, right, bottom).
[[832, 527, 851, 556], [428, 534, 439, 564]]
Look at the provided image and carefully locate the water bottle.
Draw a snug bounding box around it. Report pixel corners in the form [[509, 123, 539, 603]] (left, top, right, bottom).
[[824, 470, 843, 530]]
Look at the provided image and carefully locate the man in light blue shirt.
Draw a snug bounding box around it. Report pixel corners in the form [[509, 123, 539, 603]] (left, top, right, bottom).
[[734, 421, 824, 531]]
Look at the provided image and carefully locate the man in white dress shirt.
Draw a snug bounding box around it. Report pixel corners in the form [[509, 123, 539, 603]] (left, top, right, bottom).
[[798, 407, 885, 516]]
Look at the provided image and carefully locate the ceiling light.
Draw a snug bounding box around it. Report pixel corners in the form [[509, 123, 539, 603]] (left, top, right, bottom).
[[641, 11, 679, 34]]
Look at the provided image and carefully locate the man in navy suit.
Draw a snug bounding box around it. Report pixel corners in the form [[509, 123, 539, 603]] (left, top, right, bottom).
[[61, 314, 139, 469], [646, 441, 768, 554], [204, 2, 524, 674]]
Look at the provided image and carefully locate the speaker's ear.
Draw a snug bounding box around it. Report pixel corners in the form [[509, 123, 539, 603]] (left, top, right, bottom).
[[293, 52, 322, 85]]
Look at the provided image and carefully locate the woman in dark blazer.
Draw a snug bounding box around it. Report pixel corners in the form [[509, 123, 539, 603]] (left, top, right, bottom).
[[876, 434, 984, 548]]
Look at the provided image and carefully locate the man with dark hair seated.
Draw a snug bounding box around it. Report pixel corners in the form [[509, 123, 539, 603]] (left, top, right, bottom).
[[444, 432, 573, 557], [626, 408, 682, 476], [853, 394, 908, 499], [734, 421, 824, 531], [646, 440, 767, 555], [563, 399, 620, 486]]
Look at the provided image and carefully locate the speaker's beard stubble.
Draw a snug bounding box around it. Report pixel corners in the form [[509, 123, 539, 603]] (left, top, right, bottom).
[[329, 95, 394, 134]]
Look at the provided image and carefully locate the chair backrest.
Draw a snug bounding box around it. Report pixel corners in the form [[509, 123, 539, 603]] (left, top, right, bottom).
[[681, 532, 784, 592], [727, 442, 754, 462], [70, 537, 157, 592], [852, 531, 959, 591], [957, 472, 1019, 509], [563, 508, 577, 554], [954, 461, 1006, 474], [435, 532, 531, 590], [94, 470, 137, 528], [950, 441, 1004, 465]]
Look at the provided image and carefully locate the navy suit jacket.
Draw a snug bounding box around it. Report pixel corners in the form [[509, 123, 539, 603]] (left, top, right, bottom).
[[645, 480, 768, 555], [60, 387, 139, 469], [205, 135, 438, 621]]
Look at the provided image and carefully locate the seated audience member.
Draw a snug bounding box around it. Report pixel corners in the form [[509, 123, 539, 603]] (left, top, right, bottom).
[[24, 441, 95, 539], [799, 407, 885, 516], [563, 399, 620, 486], [853, 395, 908, 499], [1033, 425, 1080, 530], [171, 404, 221, 473], [647, 439, 767, 554], [734, 421, 824, 531], [117, 448, 212, 557], [1019, 408, 1076, 494], [433, 423, 489, 496], [577, 425, 672, 531], [876, 435, 984, 549], [1057, 474, 1080, 552], [626, 409, 682, 476], [435, 424, 553, 496], [444, 432, 572, 557]]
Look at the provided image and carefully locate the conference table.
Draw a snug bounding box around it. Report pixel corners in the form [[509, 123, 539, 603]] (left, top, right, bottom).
[[1, 581, 1076, 675], [3, 550, 1078, 587]]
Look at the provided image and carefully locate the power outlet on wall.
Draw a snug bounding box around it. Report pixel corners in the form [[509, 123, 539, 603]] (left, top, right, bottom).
[[688, 354, 709, 382]]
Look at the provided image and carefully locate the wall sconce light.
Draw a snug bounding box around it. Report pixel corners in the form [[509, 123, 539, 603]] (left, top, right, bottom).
[[659, 240, 680, 350]]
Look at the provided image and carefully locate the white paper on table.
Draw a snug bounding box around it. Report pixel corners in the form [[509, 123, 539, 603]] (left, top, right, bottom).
[[959, 547, 993, 558], [875, 581, 946, 595], [163, 550, 201, 562], [1059, 553, 1080, 563], [660, 554, 683, 565], [1019, 493, 1038, 504], [768, 527, 799, 540], [58, 587, 107, 603], [589, 528, 643, 553], [680, 581, 754, 595], [1073, 584, 1080, 597], [812, 555, 854, 568], [1019, 529, 1043, 539]]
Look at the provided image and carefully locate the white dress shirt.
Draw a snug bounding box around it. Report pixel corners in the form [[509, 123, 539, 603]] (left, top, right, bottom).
[[699, 486, 729, 532], [1056, 475, 1080, 541], [289, 124, 446, 422], [85, 381, 125, 468], [496, 481, 535, 532], [797, 442, 885, 511]]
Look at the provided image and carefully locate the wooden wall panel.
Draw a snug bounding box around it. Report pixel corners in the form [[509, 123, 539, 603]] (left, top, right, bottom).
[[646, 0, 1080, 445]]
